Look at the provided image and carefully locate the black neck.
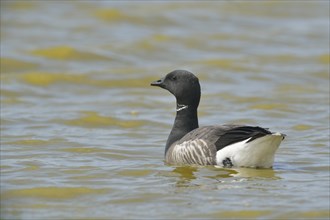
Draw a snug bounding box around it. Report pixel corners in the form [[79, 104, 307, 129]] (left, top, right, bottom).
[[165, 103, 199, 154]]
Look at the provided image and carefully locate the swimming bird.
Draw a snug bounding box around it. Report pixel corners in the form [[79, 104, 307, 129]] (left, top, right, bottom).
[[151, 70, 285, 168]]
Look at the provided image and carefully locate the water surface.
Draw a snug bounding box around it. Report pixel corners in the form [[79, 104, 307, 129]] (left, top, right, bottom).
[[1, 1, 329, 219]]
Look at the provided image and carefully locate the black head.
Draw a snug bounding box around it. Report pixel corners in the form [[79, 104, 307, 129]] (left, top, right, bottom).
[[151, 70, 201, 107]]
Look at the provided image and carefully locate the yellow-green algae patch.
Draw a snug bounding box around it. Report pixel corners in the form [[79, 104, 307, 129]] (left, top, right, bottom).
[[217, 92, 264, 103], [313, 71, 329, 80], [2, 1, 36, 10], [1, 57, 38, 73], [318, 54, 330, 64], [94, 8, 127, 21], [70, 173, 109, 180], [61, 111, 144, 128], [257, 54, 299, 63], [13, 161, 42, 172], [1, 89, 20, 98], [6, 138, 67, 146], [292, 124, 313, 131], [250, 103, 289, 111], [197, 58, 250, 72], [62, 147, 108, 154], [277, 83, 319, 94], [0, 89, 23, 104], [210, 210, 272, 219], [2, 187, 109, 199], [117, 169, 153, 177], [110, 193, 161, 205], [7, 139, 51, 146], [22, 72, 88, 87], [30, 46, 110, 61], [152, 34, 173, 42], [21, 72, 156, 88], [277, 210, 330, 219]]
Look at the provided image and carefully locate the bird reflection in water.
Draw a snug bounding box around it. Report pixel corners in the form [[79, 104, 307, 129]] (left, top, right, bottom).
[[171, 166, 279, 187], [171, 166, 237, 187]]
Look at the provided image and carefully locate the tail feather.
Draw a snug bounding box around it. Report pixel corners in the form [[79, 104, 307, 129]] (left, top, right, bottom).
[[216, 133, 284, 168]]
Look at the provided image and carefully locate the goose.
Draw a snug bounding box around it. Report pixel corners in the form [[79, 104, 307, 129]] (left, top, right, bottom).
[[151, 70, 285, 168]]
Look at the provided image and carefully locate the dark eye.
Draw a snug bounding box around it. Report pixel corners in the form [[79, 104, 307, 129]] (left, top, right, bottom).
[[171, 76, 177, 81]]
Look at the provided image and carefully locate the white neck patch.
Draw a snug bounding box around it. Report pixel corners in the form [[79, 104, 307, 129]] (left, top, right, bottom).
[[176, 104, 188, 112]]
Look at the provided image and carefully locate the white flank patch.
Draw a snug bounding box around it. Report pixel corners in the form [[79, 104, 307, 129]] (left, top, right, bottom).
[[216, 134, 284, 168]]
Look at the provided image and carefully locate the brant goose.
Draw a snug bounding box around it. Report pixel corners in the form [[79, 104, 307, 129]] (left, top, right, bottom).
[[151, 70, 285, 168]]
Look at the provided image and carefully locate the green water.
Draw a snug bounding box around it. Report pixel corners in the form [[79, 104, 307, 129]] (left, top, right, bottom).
[[1, 1, 329, 219]]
